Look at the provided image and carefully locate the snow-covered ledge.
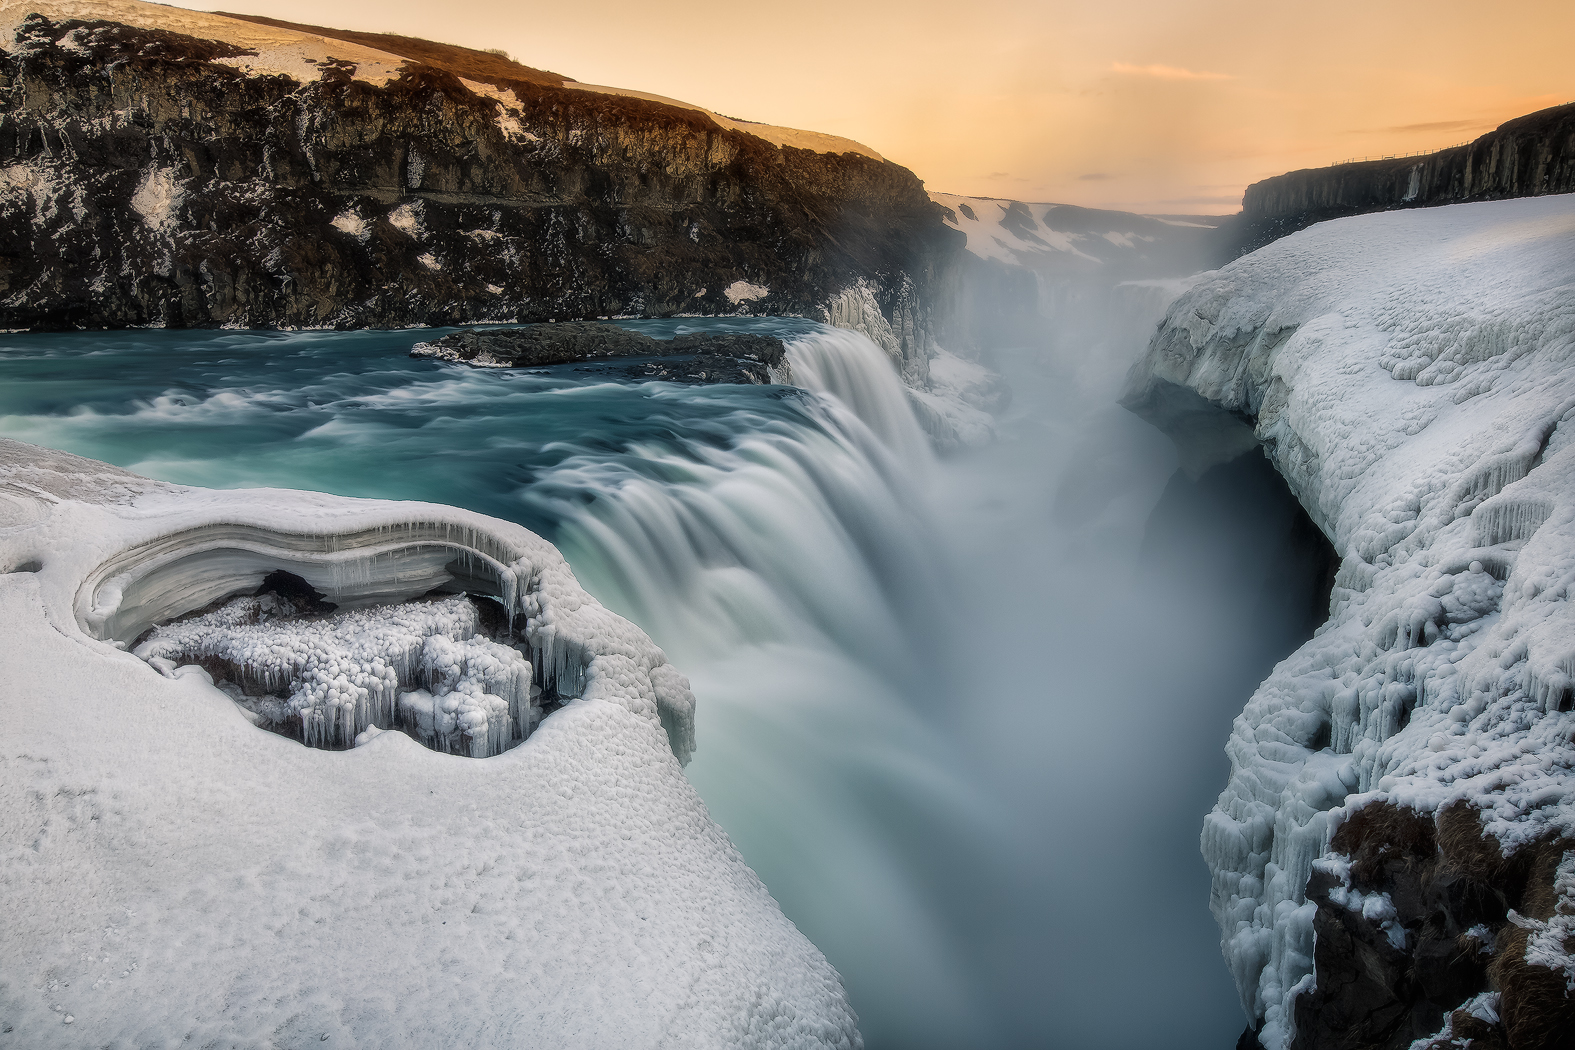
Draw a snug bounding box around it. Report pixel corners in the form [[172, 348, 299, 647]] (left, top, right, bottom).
[[0, 439, 860, 1047], [1122, 195, 1575, 1050]]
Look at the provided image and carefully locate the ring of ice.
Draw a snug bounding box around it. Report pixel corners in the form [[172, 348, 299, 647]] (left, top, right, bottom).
[[73, 486, 696, 764]]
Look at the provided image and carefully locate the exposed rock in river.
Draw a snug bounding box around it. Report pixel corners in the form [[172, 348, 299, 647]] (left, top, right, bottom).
[[411, 323, 788, 385]]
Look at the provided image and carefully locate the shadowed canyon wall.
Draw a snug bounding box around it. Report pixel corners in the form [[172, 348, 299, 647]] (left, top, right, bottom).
[[0, 9, 958, 384]]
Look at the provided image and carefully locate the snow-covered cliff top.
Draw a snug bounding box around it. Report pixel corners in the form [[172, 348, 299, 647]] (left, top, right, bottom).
[[0, 0, 884, 160], [929, 191, 1226, 273], [0, 439, 860, 1047], [1124, 194, 1575, 1050]]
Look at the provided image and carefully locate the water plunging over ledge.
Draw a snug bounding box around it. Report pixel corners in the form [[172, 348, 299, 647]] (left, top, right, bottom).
[[0, 318, 1336, 1049]]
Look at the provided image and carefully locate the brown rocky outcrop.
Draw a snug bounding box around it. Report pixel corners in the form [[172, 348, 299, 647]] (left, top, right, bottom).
[[1289, 801, 1575, 1050]]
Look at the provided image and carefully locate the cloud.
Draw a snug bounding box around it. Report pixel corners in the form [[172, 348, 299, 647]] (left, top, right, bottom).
[[1385, 118, 1493, 133], [1111, 62, 1233, 81], [1077, 172, 1113, 181], [1114, 194, 1240, 205]]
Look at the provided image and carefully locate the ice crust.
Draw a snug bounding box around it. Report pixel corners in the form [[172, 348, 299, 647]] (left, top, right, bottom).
[[1124, 194, 1575, 1048], [138, 594, 539, 757], [0, 438, 859, 1047]]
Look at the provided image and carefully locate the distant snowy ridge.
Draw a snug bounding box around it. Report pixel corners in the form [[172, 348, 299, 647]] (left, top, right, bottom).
[[928, 191, 1225, 357], [0, 438, 861, 1047], [1123, 195, 1575, 1050], [929, 191, 1225, 275]]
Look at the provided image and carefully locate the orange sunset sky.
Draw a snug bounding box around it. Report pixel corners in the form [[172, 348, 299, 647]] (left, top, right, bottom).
[[176, 0, 1574, 214]]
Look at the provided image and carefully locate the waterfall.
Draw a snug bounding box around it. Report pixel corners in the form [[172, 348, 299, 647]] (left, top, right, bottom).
[[783, 328, 933, 464]]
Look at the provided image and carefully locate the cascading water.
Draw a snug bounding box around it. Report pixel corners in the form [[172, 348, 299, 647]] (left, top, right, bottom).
[[0, 313, 1325, 1049], [782, 328, 934, 463]]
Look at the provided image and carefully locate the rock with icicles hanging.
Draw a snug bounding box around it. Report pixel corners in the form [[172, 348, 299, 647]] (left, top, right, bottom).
[[135, 592, 540, 758]]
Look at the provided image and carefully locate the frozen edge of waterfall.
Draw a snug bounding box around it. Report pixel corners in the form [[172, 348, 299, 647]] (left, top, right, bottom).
[[0, 436, 697, 764], [1123, 193, 1575, 1050]]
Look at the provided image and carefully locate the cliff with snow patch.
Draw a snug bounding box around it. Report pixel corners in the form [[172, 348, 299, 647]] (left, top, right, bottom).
[[1123, 194, 1575, 1050], [0, 1, 955, 384]]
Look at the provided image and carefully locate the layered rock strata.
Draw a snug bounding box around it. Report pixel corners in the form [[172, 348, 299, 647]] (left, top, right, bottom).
[[1232, 102, 1575, 255], [1122, 194, 1575, 1050], [0, 0, 957, 386]]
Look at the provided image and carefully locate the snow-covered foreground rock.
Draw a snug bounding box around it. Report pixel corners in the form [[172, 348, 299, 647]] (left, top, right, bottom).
[[1124, 194, 1575, 1050], [0, 439, 860, 1048]]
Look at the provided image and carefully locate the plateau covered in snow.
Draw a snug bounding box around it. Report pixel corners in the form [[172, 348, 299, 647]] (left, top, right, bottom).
[[0, 438, 860, 1047], [929, 191, 1226, 277], [1124, 194, 1575, 1050]]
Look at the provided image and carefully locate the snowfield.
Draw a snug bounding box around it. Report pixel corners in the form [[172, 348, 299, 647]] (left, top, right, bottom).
[[1124, 194, 1575, 1049], [0, 440, 860, 1048]]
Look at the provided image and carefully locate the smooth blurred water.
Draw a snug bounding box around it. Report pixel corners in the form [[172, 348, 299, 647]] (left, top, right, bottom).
[[0, 317, 1318, 1049]]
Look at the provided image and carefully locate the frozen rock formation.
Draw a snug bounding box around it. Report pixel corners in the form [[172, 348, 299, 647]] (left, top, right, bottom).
[[0, 437, 861, 1047], [139, 592, 539, 757], [1123, 194, 1575, 1050]]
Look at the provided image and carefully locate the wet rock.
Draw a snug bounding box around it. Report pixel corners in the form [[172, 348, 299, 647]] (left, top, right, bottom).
[[410, 323, 787, 384]]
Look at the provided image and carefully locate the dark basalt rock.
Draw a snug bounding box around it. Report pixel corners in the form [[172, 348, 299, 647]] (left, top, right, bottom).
[[0, 11, 958, 383], [411, 322, 787, 384], [1227, 102, 1575, 256], [1289, 800, 1575, 1050]]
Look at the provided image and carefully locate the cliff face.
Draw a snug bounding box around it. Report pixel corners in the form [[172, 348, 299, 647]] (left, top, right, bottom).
[[1232, 102, 1575, 255], [1122, 195, 1575, 1050], [0, 4, 958, 382]]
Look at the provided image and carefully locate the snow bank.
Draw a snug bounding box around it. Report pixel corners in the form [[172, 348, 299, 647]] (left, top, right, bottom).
[[0, 438, 860, 1047], [1122, 194, 1575, 1048]]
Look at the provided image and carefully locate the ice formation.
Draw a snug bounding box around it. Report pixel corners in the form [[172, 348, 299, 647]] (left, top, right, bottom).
[[0, 438, 859, 1047], [1123, 193, 1575, 1048], [137, 594, 539, 757]]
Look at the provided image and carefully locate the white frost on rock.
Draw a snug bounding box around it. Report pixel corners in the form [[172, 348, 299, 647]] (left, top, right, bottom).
[[0, 438, 859, 1047], [1123, 194, 1575, 1049], [906, 349, 1005, 452], [331, 209, 371, 242], [821, 281, 902, 365], [387, 201, 426, 239], [723, 279, 769, 304], [1510, 849, 1575, 992], [129, 167, 182, 232], [0, 0, 408, 85]]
